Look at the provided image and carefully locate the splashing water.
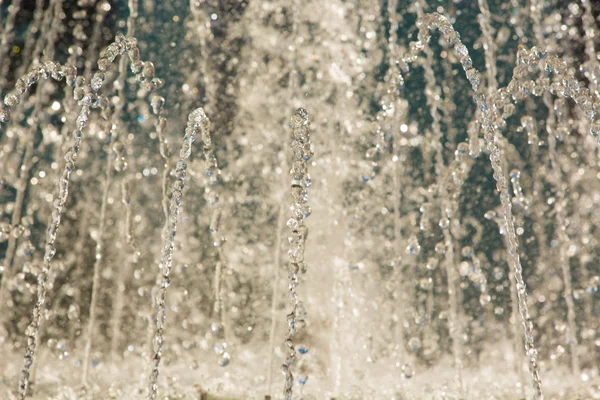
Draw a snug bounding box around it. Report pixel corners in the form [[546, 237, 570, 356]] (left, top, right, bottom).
[[0, 0, 600, 399]]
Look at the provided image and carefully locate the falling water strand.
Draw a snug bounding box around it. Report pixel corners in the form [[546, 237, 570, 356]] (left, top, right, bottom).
[[411, 20, 600, 390], [107, 0, 141, 359], [146, 96, 170, 378], [544, 57, 581, 378], [80, 75, 126, 382], [268, 0, 301, 390], [576, 203, 596, 360], [439, 143, 475, 396], [331, 254, 345, 396], [555, 194, 580, 376], [363, 0, 405, 179], [387, 1, 411, 385], [288, 0, 299, 95], [115, 37, 162, 361], [0, 0, 22, 88], [440, 36, 460, 146], [477, 0, 498, 93], [510, 171, 530, 210], [147, 108, 205, 400], [521, 116, 540, 148], [529, 6, 579, 376], [109, 178, 140, 357], [0, 61, 78, 316], [414, 2, 450, 176], [387, 0, 399, 69], [121, 156, 141, 255], [83, 1, 112, 79], [48, 0, 87, 184], [545, 98, 581, 376], [17, 0, 63, 82], [16, 33, 153, 399], [403, 13, 545, 398], [480, 61, 547, 400], [266, 199, 287, 397], [14, 0, 45, 78], [479, 76, 547, 400], [83, 5, 141, 380], [14, 68, 83, 400], [507, 170, 529, 395], [415, 3, 465, 393], [81, 121, 116, 386], [391, 99, 408, 379], [576, 1, 600, 353], [0, 0, 64, 315], [0, 0, 64, 240], [34, 0, 63, 65], [195, 110, 233, 366], [529, 6, 581, 376], [155, 101, 171, 225], [282, 108, 312, 400]]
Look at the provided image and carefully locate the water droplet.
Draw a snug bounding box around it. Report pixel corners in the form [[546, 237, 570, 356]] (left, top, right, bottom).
[[402, 363, 415, 378]]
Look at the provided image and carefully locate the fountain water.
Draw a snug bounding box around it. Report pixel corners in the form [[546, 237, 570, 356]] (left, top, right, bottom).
[[0, 0, 599, 399]]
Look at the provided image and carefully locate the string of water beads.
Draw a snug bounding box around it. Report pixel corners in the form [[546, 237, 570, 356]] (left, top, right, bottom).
[[406, 13, 600, 392], [81, 111, 116, 386], [152, 95, 171, 226], [267, 0, 302, 394], [474, 36, 600, 396], [543, 93, 581, 377], [385, 1, 416, 388], [399, 12, 545, 399], [0, 60, 78, 319], [572, 5, 600, 355], [419, 145, 474, 242], [505, 168, 530, 394], [574, 185, 599, 362], [0, 30, 74, 389], [2, 62, 79, 399], [439, 36, 460, 148], [83, 0, 140, 384], [529, 2, 575, 324], [477, 1, 529, 395], [351, 1, 411, 384], [434, 142, 475, 392], [0, 0, 65, 314], [266, 194, 287, 397], [528, 5, 583, 378], [109, 127, 144, 359], [110, 108, 143, 358], [109, 178, 141, 356], [147, 108, 207, 400], [9, 32, 160, 399], [554, 188, 581, 376], [390, 102, 411, 385], [484, 47, 600, 139], [282, 108, 312, 400], [191, 109, 234, 367], [414, 2, 466, 394], [145, 95, 170, 385], [60, 3, 88, 124]]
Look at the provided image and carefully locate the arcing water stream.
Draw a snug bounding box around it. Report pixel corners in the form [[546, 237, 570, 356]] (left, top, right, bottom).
[[0, 0, 599, 398]]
